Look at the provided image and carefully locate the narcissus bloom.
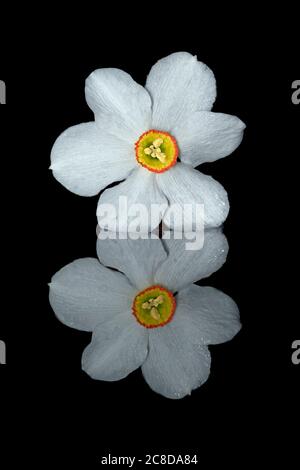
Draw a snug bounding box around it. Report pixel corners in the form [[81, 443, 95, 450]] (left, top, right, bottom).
[[49, 230, 241, 399], [50, 52, 245, 231]]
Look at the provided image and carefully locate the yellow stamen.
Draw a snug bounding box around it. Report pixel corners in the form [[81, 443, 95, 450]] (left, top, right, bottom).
[[132, 285, 176, 329], [144, 138, 166, 162], [142, 295, 164, 311], [135, 130, 178, 174], [142, 302, 151, 310], [150, 307, 160, 320], [153, 138, 163, 148], [153, 295, 164, 307]]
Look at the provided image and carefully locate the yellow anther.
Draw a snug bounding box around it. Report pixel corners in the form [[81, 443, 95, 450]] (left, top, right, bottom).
[[132, 284, 176, 329], [144, 138, 166, 162], [136, 130, 178, 174], [142, 295, 164, 312], [153, 295, 164, 307], [150, 307, 161, 320], [142, 302, 151, 310], [153, 138, 163, 148], [156, 152, 166, 163]]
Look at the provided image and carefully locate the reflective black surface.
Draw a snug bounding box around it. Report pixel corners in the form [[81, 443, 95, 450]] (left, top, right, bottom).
[[1, 12, 299, 467]]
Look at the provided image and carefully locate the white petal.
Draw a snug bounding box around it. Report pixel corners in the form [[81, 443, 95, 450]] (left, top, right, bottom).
[[50, 122, 136, 196], [146, 52, 216, 131], [155, 228, 228, 292], [82, 312, 148, 381], [49, 258, 135, 331], [85, 68, 152, 142], [176, 284, 241, 345], [97, 167, 168, 233], [96, 236, 167, 290], [174, 111, 246, 167], [157, 163, 229, 229], [142, 319, 211, 399]]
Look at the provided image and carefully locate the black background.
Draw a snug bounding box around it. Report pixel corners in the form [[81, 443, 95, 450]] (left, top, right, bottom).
[[0, 10, 299, 467]]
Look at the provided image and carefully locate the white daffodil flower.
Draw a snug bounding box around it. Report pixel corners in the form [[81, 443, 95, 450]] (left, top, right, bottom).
[[50, 52, 245, 231], [49, 230, 241, 399]]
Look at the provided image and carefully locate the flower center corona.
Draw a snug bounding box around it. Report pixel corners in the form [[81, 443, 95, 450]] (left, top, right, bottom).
[[132, 285, 176, 328], [135, 130, 178, 173]]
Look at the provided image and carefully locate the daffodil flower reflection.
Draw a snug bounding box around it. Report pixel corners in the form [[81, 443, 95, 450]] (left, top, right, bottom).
[[49, 229, 240, 399]]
